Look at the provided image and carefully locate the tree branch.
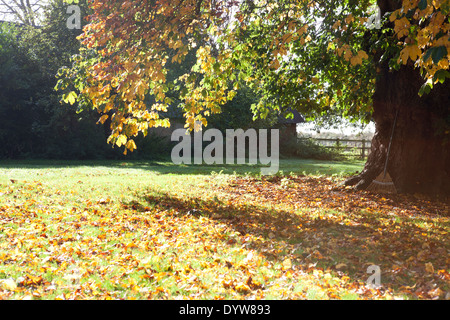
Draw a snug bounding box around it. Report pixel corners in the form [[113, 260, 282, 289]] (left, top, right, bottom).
[[0, 0, 44, 25]]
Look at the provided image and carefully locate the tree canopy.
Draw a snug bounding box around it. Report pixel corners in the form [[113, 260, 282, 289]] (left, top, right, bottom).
[[58, 0, 450, 153]]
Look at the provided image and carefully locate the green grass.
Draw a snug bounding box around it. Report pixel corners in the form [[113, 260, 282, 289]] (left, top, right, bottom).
[[0, 158, 363, 208], [0, 158, 364, 175]]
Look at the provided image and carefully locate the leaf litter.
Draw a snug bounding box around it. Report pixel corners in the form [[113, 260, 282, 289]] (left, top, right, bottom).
[[0, 173, 448, 300]]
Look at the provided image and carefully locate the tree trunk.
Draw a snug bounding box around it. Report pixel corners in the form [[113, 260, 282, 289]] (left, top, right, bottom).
[[345, 0, 450, 197]]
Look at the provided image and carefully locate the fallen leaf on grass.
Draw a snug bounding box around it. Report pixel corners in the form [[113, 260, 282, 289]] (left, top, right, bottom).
[[246, 276, 263, 290], [0, 278, 17, 291], [425, 262, 434, 274], [282, 258, 292, 270], [428, 288, 444, 299], [235, 282, 251, 294], [335, 263, 347, 270]]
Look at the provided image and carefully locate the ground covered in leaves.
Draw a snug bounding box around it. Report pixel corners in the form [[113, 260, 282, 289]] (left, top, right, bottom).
[[0, 161, 448, 300]]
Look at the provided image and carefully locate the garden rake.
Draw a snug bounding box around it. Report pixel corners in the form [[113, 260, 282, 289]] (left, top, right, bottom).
[[367, 109, 398, 194]]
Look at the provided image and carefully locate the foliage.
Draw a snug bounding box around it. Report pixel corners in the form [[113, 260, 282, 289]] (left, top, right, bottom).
[[19, 0, 117, 160], [0, 1, 126, 159], [207, 84, 276, 132], [0, 22, 44, 158], [280, 136, 343, 161], [159, 43, 272, 132], [0, 1, 265, 160], [388, 0, 450, 95], [127, 133, 174, 161], [59, 0, 449, 153], [0, 160, 448, 299]]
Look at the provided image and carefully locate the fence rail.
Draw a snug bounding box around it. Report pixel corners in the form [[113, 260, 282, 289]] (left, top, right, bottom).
[[300, 137, 372, 159]]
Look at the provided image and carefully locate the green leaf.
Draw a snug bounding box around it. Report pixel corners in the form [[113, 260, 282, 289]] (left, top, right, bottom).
[[422, 45, 446, 65], [433, 69, 450, 84], [405, 9, 416, 19], [431, 46, 447, 64], [423, 47, 434, 62], [418, 80, 433, 96], [418, 0, 427, 10], [213, 62, 221, 73]]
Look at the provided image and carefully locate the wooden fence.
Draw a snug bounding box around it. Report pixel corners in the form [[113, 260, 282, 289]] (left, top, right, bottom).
[[301, 137, 372, 159]]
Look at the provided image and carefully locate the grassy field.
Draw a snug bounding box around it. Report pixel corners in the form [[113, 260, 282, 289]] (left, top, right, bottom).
[[0, 159, 448, 300]]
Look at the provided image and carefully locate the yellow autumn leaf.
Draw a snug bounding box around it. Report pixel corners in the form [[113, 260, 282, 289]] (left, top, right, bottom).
[[104, 101, 114, 113], [327, 42, 335, 51], [345, 14, 354, 24], [332, 20, 341, 30], [389, 12, 397, 22], [297, 24, 308, 36], [358, 50, 369, 60], [282, 258, 292, 270], [0, 278, 17, 291], [235, 282, 251, 294], [63, 91, 77, 105], [399, 45, 421, 65], [394, 17, 410, 38], [270, 58, 281, 69], [350, 50, 369, 66], [116, 134, 127, 147], [126, 139, 137, 152], [350, 55, 362, 66], [98, 114, 109, 124], [344, 50, 352, 61], [425, 262, 434, 274]]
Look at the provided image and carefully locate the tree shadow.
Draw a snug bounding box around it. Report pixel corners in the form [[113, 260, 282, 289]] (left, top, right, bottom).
[[130, 184, 449, 299], [0, 159, 276, 176], [0, 158, 364, 177]]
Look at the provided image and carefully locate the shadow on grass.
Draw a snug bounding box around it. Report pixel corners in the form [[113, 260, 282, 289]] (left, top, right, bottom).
[[0, 158, 364, 177], [128, 187, 449, 299]]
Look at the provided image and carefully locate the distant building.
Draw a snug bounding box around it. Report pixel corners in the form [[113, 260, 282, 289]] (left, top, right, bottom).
[[278, 108, 305, 138]]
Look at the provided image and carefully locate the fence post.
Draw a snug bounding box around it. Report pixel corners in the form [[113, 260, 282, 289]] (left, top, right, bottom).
[[361, 139, 366, 159]]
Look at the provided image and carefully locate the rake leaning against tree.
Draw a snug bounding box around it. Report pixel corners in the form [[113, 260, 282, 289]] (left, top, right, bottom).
[[57, 0, 450, 196]]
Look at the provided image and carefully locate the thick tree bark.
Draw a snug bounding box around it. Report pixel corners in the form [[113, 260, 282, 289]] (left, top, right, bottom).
[[345, 0, 450, 197]]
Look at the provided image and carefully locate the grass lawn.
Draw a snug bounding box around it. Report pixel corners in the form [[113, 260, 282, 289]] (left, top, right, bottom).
[[0, 159, 448, 300]]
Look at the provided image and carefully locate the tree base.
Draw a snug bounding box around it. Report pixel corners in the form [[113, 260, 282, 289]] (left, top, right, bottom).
[[345, 63, 450, 197]]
